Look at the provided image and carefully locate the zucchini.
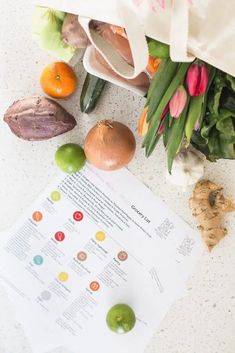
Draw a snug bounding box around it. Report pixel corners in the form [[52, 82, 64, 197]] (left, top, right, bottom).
[[80, 73, 106, 114]]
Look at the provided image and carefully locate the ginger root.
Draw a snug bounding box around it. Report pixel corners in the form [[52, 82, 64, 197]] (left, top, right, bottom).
[[189, 180, 235, 251]]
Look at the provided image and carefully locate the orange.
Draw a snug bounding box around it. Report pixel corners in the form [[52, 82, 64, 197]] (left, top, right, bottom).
[[40, 62, 77, 99]]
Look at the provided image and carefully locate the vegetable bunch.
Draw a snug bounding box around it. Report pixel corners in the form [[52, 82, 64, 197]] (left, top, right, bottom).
[[191, 72, 235, 160], [140, 39, 235, 171]]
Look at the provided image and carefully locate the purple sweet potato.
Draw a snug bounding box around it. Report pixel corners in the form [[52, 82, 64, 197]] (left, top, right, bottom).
[[4, 96, 77, 141]]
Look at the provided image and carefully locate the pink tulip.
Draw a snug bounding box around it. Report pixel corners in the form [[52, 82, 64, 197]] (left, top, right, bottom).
[[186, 62, 209, 96], [169, 85, 187, 118]]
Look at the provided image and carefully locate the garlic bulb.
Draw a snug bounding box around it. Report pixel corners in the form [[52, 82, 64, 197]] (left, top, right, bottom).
[[166, 148, 204, 187]]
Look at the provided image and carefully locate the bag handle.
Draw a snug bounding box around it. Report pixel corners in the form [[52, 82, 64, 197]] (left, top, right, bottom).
[[170, 0, 195, 62], [79, 1, 149, 79]]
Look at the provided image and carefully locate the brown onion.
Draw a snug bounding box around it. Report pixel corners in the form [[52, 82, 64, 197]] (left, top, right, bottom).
[[84, 120, 136, 171]]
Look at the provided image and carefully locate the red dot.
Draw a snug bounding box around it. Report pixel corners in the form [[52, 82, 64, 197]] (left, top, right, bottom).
[[73, 211, 83, 222], [54, 231, 65, 242]]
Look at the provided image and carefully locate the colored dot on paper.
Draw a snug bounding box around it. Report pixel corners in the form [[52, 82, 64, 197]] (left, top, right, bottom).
[[54, 231, 65, 242], [58, 272, 69, 282], [32, 211, 43, 222], [89, 281, 100, 292], [41, 290, 51, 301], [117, 251, 128, 261], [95, 231, 106, 241], [33, 255, 44, 265], [77, 251, 87, 262], [73, 211, 83, 222], [50, 191, 61, 202]]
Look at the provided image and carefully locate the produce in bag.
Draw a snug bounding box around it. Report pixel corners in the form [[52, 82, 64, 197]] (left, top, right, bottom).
[[32, 6, 75, 62], [62, 13, 91, 48], [92, 48, 150, 90], [90, 20, 134, 66]]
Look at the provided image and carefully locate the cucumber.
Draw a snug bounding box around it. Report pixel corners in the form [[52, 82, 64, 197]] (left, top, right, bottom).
[[80, 73, 106, 114]]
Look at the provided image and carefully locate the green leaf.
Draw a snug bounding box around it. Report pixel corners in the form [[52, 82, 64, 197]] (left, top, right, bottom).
[[216, 109, 235, 136], [193, 106, 235, 161], [191, 131, 212, 160], [200, 113, 217, 143], [210, 72, 226, 115], [185, 95, 204, 143], [145, 133, 162, 157], [163, 114, 173, 147], [200, 66, 216, 121], [220, 88, 235, 114], [146, 60, 178, 122], [146, 59, 168, 105], [167, 99, 189, 173], [226, 74, 235, 91]]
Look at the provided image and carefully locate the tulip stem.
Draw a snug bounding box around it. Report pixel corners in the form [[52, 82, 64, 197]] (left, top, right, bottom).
[[143, 62, 191, 156]]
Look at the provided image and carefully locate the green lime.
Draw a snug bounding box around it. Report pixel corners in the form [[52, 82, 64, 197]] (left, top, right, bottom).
[[148, 39, 169, 59], [55, 143, 86, 173], [106, 304, 136, 334]]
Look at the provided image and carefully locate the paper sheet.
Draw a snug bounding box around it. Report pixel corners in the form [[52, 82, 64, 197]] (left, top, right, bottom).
[[0, 164, 203, 353]]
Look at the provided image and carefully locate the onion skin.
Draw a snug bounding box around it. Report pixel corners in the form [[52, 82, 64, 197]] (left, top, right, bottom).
[[84, 120, 136, 171]]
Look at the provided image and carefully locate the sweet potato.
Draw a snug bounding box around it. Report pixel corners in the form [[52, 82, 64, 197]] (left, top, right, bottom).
[[4, 96, 76, 141]]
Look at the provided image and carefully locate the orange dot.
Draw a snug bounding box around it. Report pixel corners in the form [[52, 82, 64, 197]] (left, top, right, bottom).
[[32, 211, 43, 222]]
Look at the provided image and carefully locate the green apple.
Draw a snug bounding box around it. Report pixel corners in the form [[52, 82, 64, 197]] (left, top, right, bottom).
[[106, 304, 136, 334], [55, 143, 86, 173]]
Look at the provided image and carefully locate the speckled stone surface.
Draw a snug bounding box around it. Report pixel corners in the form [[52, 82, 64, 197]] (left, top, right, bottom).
[[0, 2, 235, 353]]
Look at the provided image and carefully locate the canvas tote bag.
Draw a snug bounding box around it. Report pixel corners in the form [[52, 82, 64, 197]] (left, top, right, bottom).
[[36, 0, 235, 78]]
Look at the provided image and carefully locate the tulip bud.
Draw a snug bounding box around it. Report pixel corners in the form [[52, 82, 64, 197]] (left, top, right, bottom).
[[186, 62, 209, 96], [169, 85, 187, 118]]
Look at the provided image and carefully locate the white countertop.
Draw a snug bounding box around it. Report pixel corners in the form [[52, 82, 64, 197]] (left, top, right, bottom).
[[0, 2, 235, 353]]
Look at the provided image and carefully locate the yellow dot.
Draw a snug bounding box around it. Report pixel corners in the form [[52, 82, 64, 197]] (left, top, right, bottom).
[[95, 231, 106, 241], [58, 272, 69, 282]]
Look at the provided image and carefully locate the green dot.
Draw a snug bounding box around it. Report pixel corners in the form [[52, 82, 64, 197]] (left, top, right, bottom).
[[51, 191, 61, 202]]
